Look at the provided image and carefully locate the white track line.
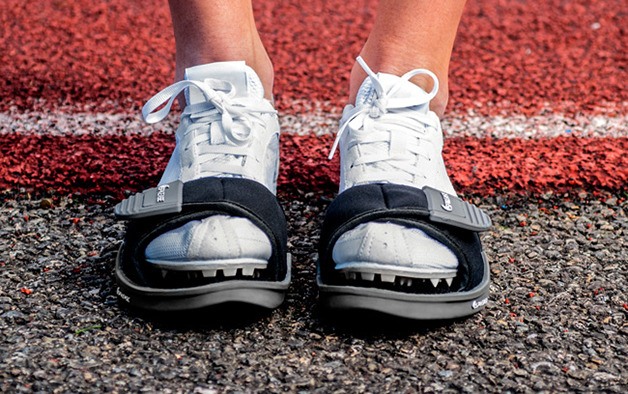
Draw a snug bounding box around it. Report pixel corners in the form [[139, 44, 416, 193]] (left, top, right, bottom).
[[1, 110, 626, 138]]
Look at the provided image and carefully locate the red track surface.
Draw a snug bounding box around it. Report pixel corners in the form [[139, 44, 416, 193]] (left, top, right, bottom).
[[1, 133, 625, 197], [1, 0, 626, 196], [1, 0, 625, 115]]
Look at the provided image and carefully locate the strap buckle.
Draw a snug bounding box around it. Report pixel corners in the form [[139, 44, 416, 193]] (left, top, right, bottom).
[[114, 180, 183, 219], [423, 186, 491, 232]]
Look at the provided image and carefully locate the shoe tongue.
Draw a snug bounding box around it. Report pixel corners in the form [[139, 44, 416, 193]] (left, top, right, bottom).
[[184, 61, 264, 105], [355, 72, 432, 112]]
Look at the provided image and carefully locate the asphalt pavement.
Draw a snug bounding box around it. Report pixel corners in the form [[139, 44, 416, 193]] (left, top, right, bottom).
[[1, 191, 626, 393]]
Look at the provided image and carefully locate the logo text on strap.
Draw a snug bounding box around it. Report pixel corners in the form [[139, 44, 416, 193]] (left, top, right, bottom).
[[441, 192, 453, 212], [156, 185, 170, 203]]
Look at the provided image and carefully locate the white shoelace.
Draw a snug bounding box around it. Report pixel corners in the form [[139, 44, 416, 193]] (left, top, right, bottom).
[[329, 57, 441, 185], [142, 79, 277, 178]]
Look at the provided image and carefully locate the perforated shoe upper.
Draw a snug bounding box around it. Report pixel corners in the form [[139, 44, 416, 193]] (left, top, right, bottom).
[[330, 58, 455, 196], [144, 61, 281, 194]]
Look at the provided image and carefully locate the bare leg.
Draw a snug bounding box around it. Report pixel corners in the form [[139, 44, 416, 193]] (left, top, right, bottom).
[[350, 0, 467, 117], [169, 0, 274, 99]]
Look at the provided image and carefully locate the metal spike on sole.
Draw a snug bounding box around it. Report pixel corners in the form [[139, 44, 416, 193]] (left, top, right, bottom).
[[430, 278, 440, 287], [344, 271, 357, 280], [381, 274, 396, 283], [202, 269, 217, 278], [223, 268, 238, 277], [445, 278, 453, 287], [242, 267, 255, 276], [406, 278, 413, 286], [160, 270, 168, 279], [360, 272, 375, 281]]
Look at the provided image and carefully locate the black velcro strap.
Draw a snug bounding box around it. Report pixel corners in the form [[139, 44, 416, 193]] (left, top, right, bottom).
[[318, 184, 490, 290], [116, 178, 287, 287]]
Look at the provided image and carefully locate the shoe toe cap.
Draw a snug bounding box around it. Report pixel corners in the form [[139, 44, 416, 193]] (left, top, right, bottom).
[[145, 215, 272, 264], [332, 222, 458, 271]]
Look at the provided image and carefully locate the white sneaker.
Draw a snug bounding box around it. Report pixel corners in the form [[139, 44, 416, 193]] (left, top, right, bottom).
[[141, 61, 279, 276], [329, 57, 458, 286]]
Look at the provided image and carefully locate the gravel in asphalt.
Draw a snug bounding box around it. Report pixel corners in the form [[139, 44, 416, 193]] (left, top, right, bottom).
[[0, 191, 626, 392]]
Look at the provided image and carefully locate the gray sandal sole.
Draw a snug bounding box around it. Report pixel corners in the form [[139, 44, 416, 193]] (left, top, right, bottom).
[[317, 253, 489, 320], [115, 250, 291, 312]]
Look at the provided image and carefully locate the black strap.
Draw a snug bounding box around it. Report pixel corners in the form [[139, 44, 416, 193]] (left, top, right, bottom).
[[116, 178, 288, 287], [318, 184, 490, 290]]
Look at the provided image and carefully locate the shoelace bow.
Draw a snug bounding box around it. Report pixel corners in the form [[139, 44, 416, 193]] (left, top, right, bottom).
[[328, 57, 441, 182], [142, 79, 276, 177]]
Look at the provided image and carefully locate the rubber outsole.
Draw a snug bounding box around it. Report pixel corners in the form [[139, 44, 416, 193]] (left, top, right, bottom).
[[317, 253, 490, 320], [115, 249, 291, 312]]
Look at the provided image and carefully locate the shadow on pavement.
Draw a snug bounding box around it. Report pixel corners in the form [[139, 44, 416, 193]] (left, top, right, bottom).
[[314, 305, 467, 339], [117, 302, 280, 331]]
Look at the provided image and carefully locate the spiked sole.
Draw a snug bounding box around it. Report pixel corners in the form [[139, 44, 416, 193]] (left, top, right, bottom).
[[115, 250, 291, 311], [317, 253, 490, 320], [335, 262, 457, 287], [146, 260, 269, 279]]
